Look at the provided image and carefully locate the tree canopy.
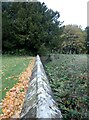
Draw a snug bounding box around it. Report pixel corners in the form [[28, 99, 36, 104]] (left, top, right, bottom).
[[2, 2, 64, 55], [2, 2, 87, 55], [60, 25, 87, 54]]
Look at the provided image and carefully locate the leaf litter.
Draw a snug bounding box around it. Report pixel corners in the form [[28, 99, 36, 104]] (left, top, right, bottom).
[[0, 57, 35, 119]]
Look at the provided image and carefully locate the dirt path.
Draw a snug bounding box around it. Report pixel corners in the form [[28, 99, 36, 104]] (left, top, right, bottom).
[[0, 57, 35, 119]]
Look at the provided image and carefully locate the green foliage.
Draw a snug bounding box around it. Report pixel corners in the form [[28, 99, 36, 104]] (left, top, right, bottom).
[[85, 26, 89, 54], [2, 3, 87, 55], [2, 2, 63, 55], [45, 54, 88, 119], [61, 25, 87, 54]]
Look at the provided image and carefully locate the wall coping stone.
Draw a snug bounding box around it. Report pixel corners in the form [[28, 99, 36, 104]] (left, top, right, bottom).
[[20, 55, 62, 119]]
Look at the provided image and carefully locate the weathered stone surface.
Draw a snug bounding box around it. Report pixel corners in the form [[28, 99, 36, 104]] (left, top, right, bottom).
[[20, 55, 62, 119]]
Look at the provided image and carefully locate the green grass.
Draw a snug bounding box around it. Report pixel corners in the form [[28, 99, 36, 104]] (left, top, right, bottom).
[[0, 55, 33, 114], [45, 54, 88, 120]]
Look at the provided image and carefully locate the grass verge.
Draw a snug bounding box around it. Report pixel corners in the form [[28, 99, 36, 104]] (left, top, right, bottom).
[[0, 55, 33, 114]]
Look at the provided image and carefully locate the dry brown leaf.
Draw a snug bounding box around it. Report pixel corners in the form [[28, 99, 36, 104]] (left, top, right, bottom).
[[0, 57, 35, 119]]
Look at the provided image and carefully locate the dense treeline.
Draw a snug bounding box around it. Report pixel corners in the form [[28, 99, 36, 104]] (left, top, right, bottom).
[[2, 2, 64, 55], [2, 2, 87, 55]]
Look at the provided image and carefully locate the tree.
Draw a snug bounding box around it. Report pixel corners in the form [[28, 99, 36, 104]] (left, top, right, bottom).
[[60, 25, 87, 54], [2, 2, 64, 55], [85, 26, 89, 54]]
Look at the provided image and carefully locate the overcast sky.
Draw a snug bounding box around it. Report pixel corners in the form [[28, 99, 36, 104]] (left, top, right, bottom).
[[38, 0, 88, 29]]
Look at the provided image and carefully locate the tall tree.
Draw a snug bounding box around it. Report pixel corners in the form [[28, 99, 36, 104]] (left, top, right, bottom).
[[2, 2, 64, 55], [60, 25, 87, 54]]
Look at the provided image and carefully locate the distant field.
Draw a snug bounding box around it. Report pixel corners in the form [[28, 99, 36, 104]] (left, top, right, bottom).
[[45, 54, 88, 120], [0, 55, 32, 103]]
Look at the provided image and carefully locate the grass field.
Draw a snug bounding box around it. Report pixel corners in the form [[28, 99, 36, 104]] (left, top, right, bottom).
[[0, 55, 32, 105], [45, 54, 88, 120]]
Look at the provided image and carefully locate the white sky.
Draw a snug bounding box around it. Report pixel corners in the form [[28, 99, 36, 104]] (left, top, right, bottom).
[[38, 0, 88, 29]]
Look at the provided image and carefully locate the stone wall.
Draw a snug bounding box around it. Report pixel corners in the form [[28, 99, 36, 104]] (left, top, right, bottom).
[[20, 55, 62, 119]]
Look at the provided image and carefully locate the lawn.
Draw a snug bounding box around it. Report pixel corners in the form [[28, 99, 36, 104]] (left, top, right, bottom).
[[44, 54, 89, 120], [0, 55, 33, 114]]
